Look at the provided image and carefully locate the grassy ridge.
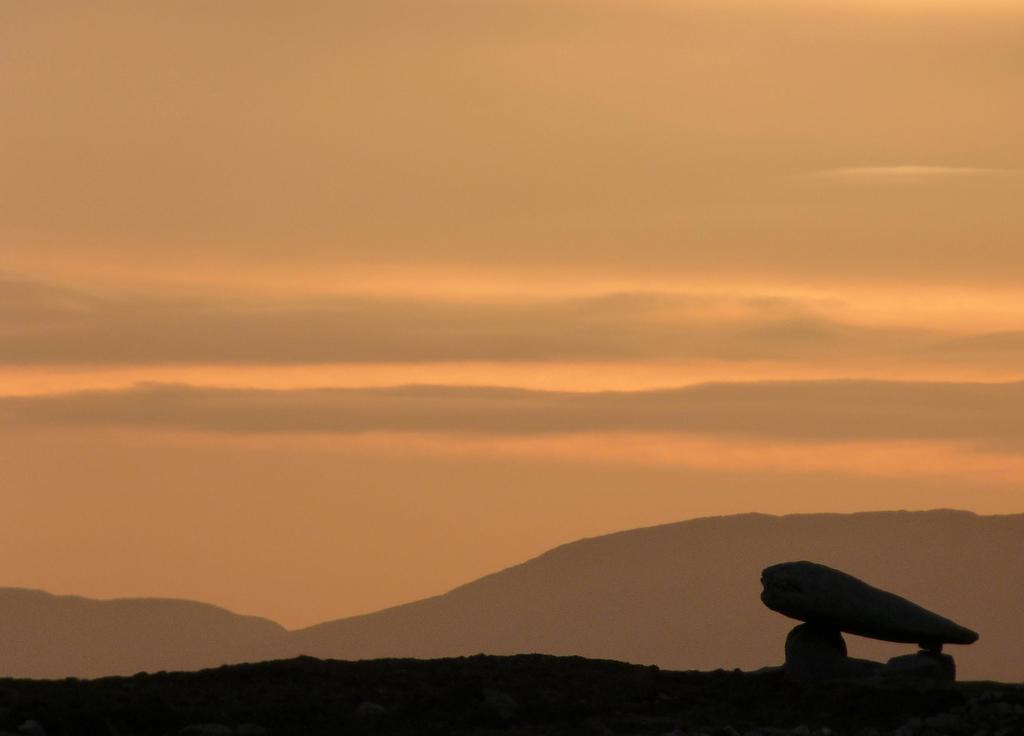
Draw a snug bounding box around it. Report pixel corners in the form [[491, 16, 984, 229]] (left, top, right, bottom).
[[1, 655, 1021, 736]]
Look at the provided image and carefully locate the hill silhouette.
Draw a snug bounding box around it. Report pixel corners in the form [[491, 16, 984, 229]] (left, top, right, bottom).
[[0, 589, 290, 679], [3, 510, 1022, 680]]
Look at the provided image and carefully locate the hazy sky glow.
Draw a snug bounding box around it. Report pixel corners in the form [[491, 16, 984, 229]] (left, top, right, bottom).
[[2, 0, 1022, 627]]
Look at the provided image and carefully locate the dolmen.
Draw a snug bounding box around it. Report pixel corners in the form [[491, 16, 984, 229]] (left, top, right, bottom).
[[761, 561, 979, 683]]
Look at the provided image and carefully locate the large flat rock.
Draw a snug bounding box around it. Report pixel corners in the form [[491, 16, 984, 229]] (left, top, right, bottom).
[[761, 561, 979, 648]]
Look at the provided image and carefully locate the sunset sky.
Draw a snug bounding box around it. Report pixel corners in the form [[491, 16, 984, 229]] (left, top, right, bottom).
[[2, 0, 1022, 628]]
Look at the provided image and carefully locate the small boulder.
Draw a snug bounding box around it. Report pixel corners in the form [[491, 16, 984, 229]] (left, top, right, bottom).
[[482, 688, 519, 721], [783, 623, 885, 682], [784, 623, 849, 682], [354, 702, 387, 719], [880, 650, 956, 681], [179, 725, 233, 735]]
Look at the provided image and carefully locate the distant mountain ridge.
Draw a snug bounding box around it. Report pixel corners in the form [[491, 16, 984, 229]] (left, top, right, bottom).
[[4, 510, 1023, 680], [0, 588, 290, 679]]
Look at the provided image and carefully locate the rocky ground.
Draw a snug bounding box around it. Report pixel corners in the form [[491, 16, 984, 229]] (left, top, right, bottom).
[[0, 655, 1022, 736]]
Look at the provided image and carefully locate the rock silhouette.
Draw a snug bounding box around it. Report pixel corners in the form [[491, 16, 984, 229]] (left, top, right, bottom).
[[881, 650, 956, 681], [762, 561, 979, 648], [784, 623, 881, 681], [761, 561, 979, 682]]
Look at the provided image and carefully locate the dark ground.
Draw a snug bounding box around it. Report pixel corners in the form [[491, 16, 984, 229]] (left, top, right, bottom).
[[1, 655, 1022, 736]]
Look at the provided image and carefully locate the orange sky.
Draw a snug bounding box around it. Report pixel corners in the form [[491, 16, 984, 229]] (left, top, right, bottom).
[[1, 0, 1022, 628]]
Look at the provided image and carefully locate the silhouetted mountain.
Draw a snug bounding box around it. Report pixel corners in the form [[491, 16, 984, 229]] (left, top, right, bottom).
[[292, 510, 1024, 681], [4, 510, 1023, 681], [0, 588, 290, 678]]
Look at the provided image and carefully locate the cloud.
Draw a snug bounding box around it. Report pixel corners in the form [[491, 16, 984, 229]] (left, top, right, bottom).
[[811, 166, 1016, 179], [0, 274, 947, 366], [3, 1, 1024, 285], [4, 381, 1023, 445], [925, 330, 1024, 359]]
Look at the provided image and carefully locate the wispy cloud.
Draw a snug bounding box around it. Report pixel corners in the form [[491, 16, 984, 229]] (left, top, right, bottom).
[[4, 381, 1023, 446], [812, 165, 1016, 180], [0, 275, 929, 366]]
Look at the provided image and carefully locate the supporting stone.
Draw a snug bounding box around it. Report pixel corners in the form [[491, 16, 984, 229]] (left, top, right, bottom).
[[880, 650, 956, 682], [784, 623, 850, 682]]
